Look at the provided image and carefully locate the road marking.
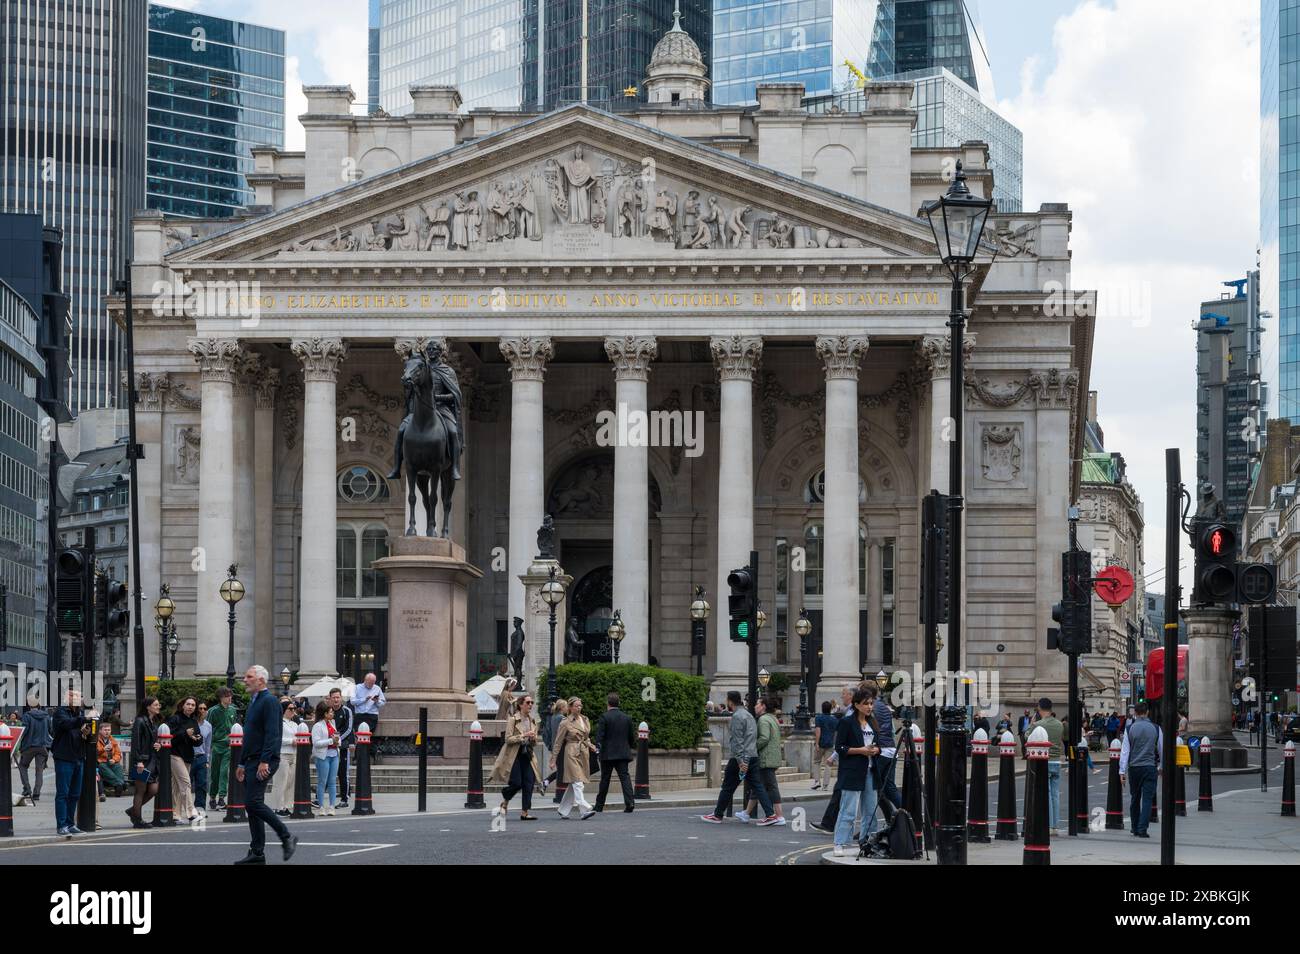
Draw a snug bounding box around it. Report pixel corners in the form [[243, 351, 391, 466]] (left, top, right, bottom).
[[687, 836, 698, 840], [635, 834, 646, 838], [326, 844, 396, 857], [440, 828, 451, 832]]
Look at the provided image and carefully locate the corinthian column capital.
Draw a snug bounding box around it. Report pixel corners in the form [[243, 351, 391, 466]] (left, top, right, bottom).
[[917, 333, 975, 377], [815, 335, 869, 380], [498, 336, 555, 382], [291, 337, 348, 382], [605, 335, 658, 381], [710, 335, 763, 382], [187, 337, 244, 384]]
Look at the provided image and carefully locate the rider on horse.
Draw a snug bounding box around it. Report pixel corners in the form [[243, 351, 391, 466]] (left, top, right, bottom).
[[387, 338, 463, 480]]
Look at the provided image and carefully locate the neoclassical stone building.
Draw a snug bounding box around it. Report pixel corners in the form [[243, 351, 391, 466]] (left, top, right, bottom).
[[119, 25, 1095, 711]]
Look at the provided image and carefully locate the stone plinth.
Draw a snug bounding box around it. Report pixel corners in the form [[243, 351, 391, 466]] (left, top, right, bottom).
[[373, 536, 483, 758], [1181, 606, 1248, 768]]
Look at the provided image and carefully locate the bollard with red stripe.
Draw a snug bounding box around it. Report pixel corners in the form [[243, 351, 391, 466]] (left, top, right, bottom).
[[1173, 736, 1187, 816], [1022, 726, 1050, 865], [995, 730, 1019, 841], [222, 723, 246, 823], [1282, 741, 1295, 817], [634, 721, 651, 800], [293, 722, 314, 819], [967, 728, 990, 843], [0, 724, 13, 837], [465, 721, 485, 809], [154, 723, 175, 827], [902, 721, 926, 855], [351, 724, 375, 815], [1104, 738, 1124, 830], [1197, 736, 1213, 811]]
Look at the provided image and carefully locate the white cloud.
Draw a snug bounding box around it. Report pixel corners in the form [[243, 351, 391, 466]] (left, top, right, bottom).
[[996, 0, 1259, 589]]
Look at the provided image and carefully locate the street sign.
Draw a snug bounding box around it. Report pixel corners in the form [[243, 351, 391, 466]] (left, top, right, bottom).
[[1093, 565, 1135, 607], [1120, 685, 1131, 699], [1120, 670, 1131, 684]]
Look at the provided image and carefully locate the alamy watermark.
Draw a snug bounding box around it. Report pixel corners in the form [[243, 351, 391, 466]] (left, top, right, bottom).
[[1, 667, 106, 711], [595, 402, 704, 458]]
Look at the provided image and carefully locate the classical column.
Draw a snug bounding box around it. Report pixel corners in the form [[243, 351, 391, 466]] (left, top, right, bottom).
[[816, 335, 869, 700], [1182, 606, 1246, 765], [187, 337, 243, 677], [499, 337, 554, 632], [291, 337, 348, 679], [605, 335, 658, 664], [710, 335, 762, 692], [867, 539, 883, 669], [232, 354, 260, 670], [132, 373, 167, 687], [253, 365, 280, 669]]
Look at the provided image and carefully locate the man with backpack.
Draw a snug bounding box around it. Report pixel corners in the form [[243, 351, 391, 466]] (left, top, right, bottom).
[[18, 694, 51, 802]]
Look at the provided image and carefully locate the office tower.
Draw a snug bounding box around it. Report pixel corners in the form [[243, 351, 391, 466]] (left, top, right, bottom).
[[147, 5, 286, 218], [1261, 0, 1287, 422], [370, 0, 382, 113], [870, 0, 994, 97], [1, 0, 146, 413]]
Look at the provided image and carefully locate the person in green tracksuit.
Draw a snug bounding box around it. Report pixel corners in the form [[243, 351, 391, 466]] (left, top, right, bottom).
[[207, 687, 239, 809]]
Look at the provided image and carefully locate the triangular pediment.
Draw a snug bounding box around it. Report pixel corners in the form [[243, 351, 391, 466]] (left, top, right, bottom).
[[169, 105, 945, 265]]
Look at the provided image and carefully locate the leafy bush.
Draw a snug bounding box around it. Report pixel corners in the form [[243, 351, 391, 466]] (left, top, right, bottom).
[[153, 678, 250, 718], [551, 663, 707, 750], [765, 671, 791, 694]]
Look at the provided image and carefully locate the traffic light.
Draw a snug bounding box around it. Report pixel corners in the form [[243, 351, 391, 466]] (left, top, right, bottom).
[[920, 491, 950, 626], [55, 548, 87, 633], [1235, 562, 1277, 605], [93, 574, 108, 636], [1192, 519, 1237, 604], [727, 565, 756, 643], [1054, 549, 1092, 655], [106, 578, 129, 636]]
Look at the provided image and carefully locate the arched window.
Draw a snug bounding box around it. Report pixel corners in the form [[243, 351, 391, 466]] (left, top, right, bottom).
[[337, 465, 390, 504], [803, 468, 867, 504]]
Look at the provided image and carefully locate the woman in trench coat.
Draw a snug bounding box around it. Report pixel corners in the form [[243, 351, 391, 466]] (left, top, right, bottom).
[[490, 693, 542, 820], [550, 696, 596, 820]]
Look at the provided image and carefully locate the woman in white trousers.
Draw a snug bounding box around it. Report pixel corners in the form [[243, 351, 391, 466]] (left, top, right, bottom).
[[550, 697, 596, 820]]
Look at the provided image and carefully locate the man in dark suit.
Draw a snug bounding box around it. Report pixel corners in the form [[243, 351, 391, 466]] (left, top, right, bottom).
[[235, 665, 297, 864], [593, 692, 636, 813]]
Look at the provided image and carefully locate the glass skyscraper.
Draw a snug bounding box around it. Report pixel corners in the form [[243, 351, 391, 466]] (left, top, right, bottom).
[[1, 0, 146, 414], [146, 5, 285, 219], [878, 0, 994, 97], [370, 0, 382, 113], [379, 0, 528, 114], [1261, 0, 1290, 423]]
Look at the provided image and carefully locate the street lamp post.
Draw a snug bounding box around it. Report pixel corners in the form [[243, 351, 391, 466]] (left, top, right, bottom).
[[154, 586, 175, 680], [541, 565, 566, 710], [690, 586, 709, 678], [218, 564, 245, 691], [167, 631, 179, 681], [607, 610, 625, 665], [921, 158, 993, 868], [794, 608, 813, 733], [279, 666, 292, 698]]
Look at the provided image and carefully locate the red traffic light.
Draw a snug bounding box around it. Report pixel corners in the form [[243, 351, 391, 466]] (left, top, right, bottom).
[[1200, 524, 1235, 557]]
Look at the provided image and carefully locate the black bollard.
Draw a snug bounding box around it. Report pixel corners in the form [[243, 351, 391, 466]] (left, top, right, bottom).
[[222, 723, 246, 823], [1279, 743, 1289, 816], [0, 724, 13, 837], [417, 707, 428, 813], [154, 723, 175, 827], [1174, 736, 1187, 816], [937, 705, 967, 865], [634, 721, 651, 800], [902, 722, 925, 856], [465, 721, 485, 809], [292, 722, 314, 819], [351, 724, 375, 815], [995, 731, 1019, 841], [967, 728, 990, 843], [1197, 736, 1213, 812], [77, 715, 98, 832], [1104, 738, 1124, 830], [1074, 733, 1090, 834], [1023, 729, 1050, 865]]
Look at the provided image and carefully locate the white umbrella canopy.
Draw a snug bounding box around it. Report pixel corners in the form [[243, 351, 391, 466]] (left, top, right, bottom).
[[293, 675, 356, 702], [471, 674, 509, 715]]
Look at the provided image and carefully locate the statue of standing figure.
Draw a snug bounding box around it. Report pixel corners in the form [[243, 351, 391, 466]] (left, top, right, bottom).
[[562, 146, 596, 224]]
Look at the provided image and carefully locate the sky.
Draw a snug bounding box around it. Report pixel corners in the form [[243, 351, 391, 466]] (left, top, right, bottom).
[[175, 0, 1258, 592]]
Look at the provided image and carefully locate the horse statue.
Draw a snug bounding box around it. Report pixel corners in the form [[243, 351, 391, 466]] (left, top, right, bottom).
[[391, 340, 463, 537]]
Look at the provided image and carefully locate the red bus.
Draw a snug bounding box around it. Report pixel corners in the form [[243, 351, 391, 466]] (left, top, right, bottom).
[[1144, 645, 1188, 725]]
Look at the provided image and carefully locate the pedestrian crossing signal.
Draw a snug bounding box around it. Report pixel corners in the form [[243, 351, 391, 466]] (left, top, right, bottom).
[[727, 564, 756, 642]]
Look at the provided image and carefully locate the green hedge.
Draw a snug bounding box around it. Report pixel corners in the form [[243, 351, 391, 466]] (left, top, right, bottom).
[[546, 664, 707, 750], [153, 678, 250, 717], [766, 671, 792, 694]]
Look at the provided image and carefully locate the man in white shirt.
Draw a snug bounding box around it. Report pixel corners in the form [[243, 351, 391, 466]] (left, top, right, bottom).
[[352, 673, 387, 764]]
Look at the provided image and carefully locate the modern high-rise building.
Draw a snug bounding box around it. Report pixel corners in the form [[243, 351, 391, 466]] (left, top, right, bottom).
[[1260, 0, 1288, 423], [1, 0, 147, 414], [875, 0, 995, 97], [525, 0, 711, 111], [369, 0, 382, 113], [1197, 272, 1266, 530], [146, 5, 286, 219], [378, 0, 528, 114]]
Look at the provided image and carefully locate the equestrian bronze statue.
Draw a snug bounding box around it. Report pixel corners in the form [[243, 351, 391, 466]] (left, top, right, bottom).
[[389, 339, 464, 537]]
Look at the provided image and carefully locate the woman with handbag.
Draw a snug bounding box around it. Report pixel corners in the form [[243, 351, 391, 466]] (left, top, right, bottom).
[[166, 697, 203, 822], [126, 697, 162, 829], [551, 696, 596, 820], [490, 693, 542, 820], [311, 700, 341, 815]]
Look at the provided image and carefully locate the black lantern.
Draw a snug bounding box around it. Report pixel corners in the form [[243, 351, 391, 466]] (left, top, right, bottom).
[[690, 586, 709, 677], [219, 564, 244, 691], [921, 160, 994, 277], [793, 608, 813, 733], [541, 564, 566, 709]]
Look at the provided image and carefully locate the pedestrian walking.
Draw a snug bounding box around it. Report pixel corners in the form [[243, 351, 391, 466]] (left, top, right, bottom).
[[699, 691, 776, 825], [327, 687, 353, 808], [871, 684, 901, 811], [551, 697, 596, 820], [1106, 711, 1120, 745], [1119, 700, 1164, 838], [739, 696, 785, 824], [1031, 698, 1064, 832], [96, 722, 126, 799], [1018, 708, 1033, 757], [51, 687, 92, 836], [311, 700, 341, 815], [832, 688, 881, 856], [126, 697, 162, 829], [191, 700, 213, 813], [166, 697, 203, 822], [17, 693, 51, 802], [206, 687, 238, 810], [490, 692, 542, 820], [542, 698, 569, 795], [812, 700, 838, 790], [235, 666, 297, 864], [275, 697, 299, 817], [352, 672, 387, 764], [593, 692, 637, 813]]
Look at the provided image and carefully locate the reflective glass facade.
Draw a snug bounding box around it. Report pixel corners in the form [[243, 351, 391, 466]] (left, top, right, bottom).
[[369, 0, 382, 113], [1262, 0, 1292, 423], [524, 0, 712, 111], [1, 0, 146, 413], [147, 5, 285, 219], [871, 0, 994, 98], [380, 0, 527, 114]]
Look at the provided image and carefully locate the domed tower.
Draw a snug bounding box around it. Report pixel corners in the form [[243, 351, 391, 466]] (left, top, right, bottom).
[[644, 0, 709, 106]]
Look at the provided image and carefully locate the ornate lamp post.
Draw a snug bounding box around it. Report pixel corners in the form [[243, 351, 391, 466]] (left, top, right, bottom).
[[757, 667, 770, 695], [607, 610, 625, 665], [876, 669, 889, 692], [690, 586, 709, 678], [154, 586, 175, 679], [279, 666, 292, 697], [921, 159, 992, 868], [166, 631, 179, 681], [793, 609, 813, 733], [218, 564, 245, 691], [541, 565, 566, 709]]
